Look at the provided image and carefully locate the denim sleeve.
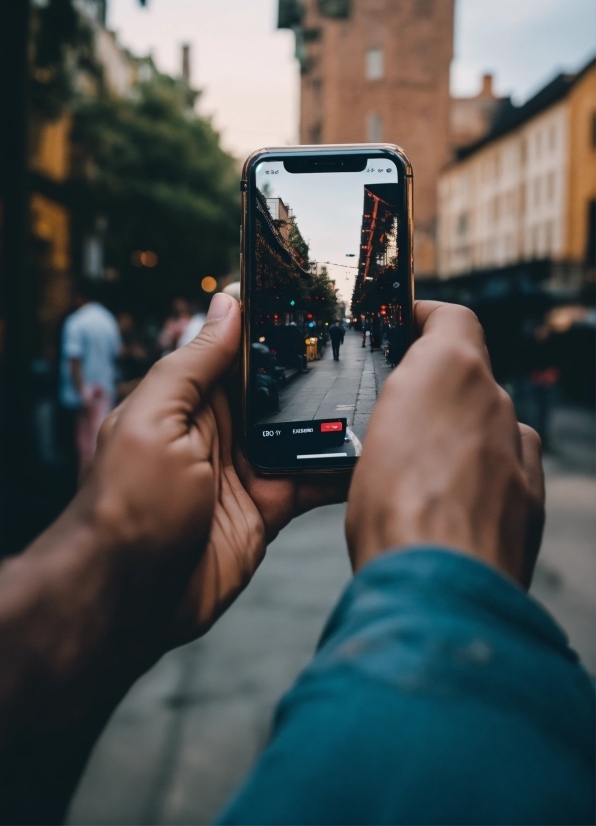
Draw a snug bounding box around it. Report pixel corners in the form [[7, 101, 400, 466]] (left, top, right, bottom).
[[216, 549, 596, 826]]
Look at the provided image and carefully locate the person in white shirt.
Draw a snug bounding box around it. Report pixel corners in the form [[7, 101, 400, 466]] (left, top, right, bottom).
[[177, 286, 239, 348], [59, 282, 121, 479], [177, 309, 207, 348]]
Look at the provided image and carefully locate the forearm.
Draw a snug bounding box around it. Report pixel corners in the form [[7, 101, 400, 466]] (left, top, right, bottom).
[[0, 505, 161, 823], [219, 549, 595, 825]]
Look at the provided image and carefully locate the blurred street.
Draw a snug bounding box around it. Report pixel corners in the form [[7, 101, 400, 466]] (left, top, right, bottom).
[[68, 411, 595, 826]]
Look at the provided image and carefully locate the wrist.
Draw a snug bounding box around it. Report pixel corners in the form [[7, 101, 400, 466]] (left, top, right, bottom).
[[0, 504, 161, 736]]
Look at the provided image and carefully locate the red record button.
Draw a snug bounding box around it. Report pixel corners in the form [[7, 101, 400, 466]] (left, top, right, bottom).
[[321, 421, 342, 433]]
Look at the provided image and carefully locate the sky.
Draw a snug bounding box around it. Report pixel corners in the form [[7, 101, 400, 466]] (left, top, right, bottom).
[[107, 0, 596, 161], [256, 159, 399, 301]]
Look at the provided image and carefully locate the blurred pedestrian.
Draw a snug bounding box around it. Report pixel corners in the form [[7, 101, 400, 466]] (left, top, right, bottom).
[[328, 319, 345, 361], [116, 312, 153, 400], [59, 281, 121, 480], [158, 296, 192, 354], [177, 302, 207, 348], [370, 315, 381, 350]]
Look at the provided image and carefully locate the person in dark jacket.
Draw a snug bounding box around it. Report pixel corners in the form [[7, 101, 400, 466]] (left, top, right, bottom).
[[328, 319, 345, 361]]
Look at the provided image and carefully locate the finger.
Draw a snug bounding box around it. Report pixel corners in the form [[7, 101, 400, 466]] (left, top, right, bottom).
[[414, 300, 491, 369], [518, 423, 545, 586], [234, 445, 352, 543], [519, 423, 545, 507], [210, 384, 234, 467], [293, 472, 352, 517], [131, 293, 241, 417]]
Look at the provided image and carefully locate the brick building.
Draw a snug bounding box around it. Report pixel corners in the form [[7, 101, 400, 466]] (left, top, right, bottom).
[[278, 0, 455, 276]]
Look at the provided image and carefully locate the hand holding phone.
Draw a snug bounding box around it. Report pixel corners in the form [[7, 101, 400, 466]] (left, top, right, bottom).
[[241, 145, 414, 473], [346, 301, 545, 587]]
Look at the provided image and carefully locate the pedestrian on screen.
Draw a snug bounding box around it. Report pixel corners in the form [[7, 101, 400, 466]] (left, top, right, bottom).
[[328, 319, 345, 361]]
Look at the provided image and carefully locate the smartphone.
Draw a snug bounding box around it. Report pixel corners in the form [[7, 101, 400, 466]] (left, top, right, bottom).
[[241, 145, 414, 474]]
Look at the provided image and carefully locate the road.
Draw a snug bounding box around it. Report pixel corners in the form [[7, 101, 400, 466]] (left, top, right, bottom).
[[68, 407, 595, 825], [263, 328, 392, 449]]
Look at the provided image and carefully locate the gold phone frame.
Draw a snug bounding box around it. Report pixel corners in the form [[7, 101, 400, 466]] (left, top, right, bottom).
[[240, 144, 414, 475]]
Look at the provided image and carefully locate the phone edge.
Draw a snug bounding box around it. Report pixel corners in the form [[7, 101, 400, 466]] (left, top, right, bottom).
[[241, 144, 415, 476]]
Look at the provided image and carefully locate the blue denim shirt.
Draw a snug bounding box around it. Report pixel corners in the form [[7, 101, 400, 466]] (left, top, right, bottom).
[[218, 549, 595, 825]]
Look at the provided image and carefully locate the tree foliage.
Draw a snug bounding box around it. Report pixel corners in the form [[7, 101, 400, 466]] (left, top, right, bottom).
[[73, 72, 240, 310], [29, 0, 96, 120]]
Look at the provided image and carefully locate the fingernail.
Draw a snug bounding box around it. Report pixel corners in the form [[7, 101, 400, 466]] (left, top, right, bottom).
[[206, 292, 232, 321]]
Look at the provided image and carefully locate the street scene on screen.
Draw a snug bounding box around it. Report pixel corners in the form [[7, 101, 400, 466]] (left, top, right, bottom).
[[250, 160, 409, 462]]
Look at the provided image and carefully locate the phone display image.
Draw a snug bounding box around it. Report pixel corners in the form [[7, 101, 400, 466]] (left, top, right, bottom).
[[244, 150, 413, 472]]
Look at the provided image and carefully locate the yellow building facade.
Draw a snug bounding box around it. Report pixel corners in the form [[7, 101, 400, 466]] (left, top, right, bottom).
[[437, 58, 595, 279], [29, 115, 73, 358], [566, 62, 596, 265]]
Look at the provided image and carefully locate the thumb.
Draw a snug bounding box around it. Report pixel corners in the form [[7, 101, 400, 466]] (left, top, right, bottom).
[[133, 293, 241, 416]]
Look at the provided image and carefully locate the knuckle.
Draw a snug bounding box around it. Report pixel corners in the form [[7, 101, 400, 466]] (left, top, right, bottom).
[[446, 342, 487, 378], [519, 422, 543, 451], [114, 421, 157, 455], [147, 354, 170, 380], [97, 411, 117, 447], [452, 304, 480, 325], [497, 386, 517, 417], [195, 321, 220, 348]]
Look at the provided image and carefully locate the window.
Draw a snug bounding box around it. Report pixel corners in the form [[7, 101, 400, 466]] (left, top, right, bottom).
[[534, 178, 541, 208], [367, 112, 383, 142], [519, 183, 526, 214], [318, 0, 350, 19], [549, 124, 557, 151], [547, 171, 555, 202], [545, 221, 554, 255], [366, 48, 384, 81]]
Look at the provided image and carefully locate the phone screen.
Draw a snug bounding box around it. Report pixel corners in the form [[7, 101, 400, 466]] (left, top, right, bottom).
[[245, 151, 412, 472]]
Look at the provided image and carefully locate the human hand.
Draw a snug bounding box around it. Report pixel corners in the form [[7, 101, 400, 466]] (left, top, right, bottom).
[[73, 293, 348, 654], [0, 294, 349, 822], [345, 301, 544, 588]]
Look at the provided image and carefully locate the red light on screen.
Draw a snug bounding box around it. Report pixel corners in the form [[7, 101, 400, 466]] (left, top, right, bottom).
[[321, 422, 342, 433]]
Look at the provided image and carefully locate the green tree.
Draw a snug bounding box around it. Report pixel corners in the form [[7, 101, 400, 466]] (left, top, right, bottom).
[[286, 214, 310, 268], [306, 265, 338, 323], [73, 70, 240, 311]]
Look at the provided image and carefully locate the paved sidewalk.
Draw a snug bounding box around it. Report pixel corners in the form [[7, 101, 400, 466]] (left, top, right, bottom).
[[264, 330, 393, 445], [68, 505, 352, 826]]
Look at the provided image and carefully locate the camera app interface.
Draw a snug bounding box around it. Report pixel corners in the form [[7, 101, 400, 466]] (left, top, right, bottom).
[[250, 157, 409, 467]]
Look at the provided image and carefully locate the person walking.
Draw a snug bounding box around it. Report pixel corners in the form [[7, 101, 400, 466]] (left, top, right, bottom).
[[328, 319, 345, 361], [59, 282, 121, 480], [158, 296, 192, 355]]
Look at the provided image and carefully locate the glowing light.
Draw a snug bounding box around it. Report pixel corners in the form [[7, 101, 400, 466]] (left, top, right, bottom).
[[258, 336, 266, 343], [290, 300, 295, 306], [140, 250, 158, 268], [201, 276, 217, 293]]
